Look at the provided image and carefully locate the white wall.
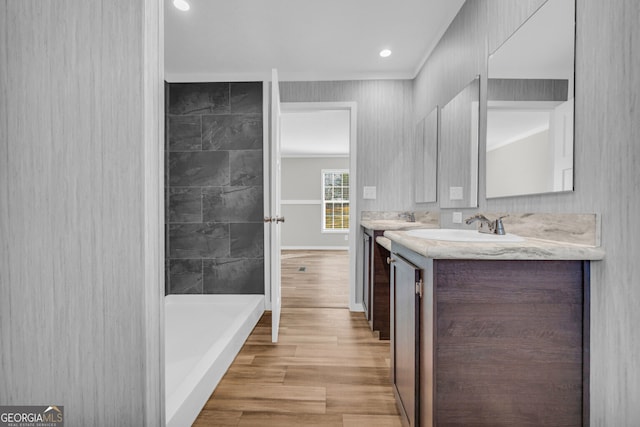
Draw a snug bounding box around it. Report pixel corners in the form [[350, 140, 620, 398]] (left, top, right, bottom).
[[0, 1, 163, 425], [486, 130, 551, 198], [281, 157, 349, 249]]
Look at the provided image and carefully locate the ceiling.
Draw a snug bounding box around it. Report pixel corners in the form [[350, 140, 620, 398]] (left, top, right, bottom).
[[164, 0, 465, 82], [280, 110, 350, 157]]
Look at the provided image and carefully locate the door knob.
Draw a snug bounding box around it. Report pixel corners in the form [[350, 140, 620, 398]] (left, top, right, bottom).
[[264, 216, 285, 223]]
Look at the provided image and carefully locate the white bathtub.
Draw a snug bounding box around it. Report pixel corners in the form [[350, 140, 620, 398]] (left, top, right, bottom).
[[165, 294, 265, 427]]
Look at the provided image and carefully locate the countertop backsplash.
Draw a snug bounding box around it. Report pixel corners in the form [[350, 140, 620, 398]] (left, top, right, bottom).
[[478, 212, 600, 247], [363, 211, 600, 247], [361, 210, 440, 225]]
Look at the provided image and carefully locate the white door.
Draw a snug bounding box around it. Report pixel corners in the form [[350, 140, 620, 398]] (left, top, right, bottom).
[[269, 69, 283, 343]]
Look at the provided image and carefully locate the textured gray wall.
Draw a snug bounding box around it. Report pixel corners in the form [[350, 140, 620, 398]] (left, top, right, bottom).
[[165, 82, 265, 295], [0, 0, 163, 425], [438, 77, 480, 208]]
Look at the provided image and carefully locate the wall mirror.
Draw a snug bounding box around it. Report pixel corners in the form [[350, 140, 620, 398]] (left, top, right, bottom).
[[439, 76, 480, 208], [415, 107, 438, 203], [486, 0, 575, 199]]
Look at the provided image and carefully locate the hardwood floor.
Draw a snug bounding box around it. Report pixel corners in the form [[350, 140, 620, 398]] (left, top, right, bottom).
[[193, 250, 401, 426], [281, 250, 350, 309]]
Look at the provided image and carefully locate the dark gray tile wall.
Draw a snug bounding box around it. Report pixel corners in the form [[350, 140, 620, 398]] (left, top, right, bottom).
[[165, 82, 264, 295]]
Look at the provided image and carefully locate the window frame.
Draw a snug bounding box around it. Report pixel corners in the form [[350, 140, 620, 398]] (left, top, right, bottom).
[[321, 169, 350, 234]]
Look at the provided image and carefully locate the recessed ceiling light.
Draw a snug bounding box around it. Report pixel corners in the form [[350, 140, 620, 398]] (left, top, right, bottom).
[[173, 0, 190, 11], [379, 49, 392, 58]]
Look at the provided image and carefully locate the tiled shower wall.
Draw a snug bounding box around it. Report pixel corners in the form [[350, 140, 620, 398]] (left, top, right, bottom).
[[165, 82, 264, 295]]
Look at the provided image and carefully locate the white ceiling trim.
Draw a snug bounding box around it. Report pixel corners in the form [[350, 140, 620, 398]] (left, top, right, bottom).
[[411, 16, 459, 79]]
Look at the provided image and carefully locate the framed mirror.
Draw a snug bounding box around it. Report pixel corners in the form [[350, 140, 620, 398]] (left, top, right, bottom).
[[439, 76, 480, 208], [486, 0, 575, 199], [415, 107, 438, 203]]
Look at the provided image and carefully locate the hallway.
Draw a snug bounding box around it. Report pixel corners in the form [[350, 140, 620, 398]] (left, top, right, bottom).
[[193, 250, 402, 426]]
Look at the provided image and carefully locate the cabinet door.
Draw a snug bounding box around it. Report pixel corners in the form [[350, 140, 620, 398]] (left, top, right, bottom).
[[363, 232, 372, 319], [391, 254, 421, 427]]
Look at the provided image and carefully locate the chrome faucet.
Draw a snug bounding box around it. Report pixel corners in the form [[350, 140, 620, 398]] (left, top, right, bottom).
[[399, 211, 416, 222], [465, 214, 507, 235]]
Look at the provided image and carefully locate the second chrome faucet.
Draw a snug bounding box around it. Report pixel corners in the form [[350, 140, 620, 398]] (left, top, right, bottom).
[[465, 214, 507, 235], [399, 212, 416, 222]]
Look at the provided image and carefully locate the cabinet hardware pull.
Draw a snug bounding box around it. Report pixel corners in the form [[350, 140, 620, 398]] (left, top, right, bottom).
[[387, 257, 395, 264]]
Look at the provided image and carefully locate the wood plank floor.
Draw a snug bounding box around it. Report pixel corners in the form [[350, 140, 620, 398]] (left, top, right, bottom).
[[193, 250, 401, 426], [281, 250, 350, 309]]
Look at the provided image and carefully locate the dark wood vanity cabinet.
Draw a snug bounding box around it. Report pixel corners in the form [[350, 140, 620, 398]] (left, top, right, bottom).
[[362, 227, 392, 339], [363, 230, 372, 320], [390, 253, 422, 427], [390, 244, 590, 427]]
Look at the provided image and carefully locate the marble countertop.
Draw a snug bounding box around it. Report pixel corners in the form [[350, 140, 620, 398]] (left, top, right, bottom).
[[360, 219, 439, 231], [375, 236, 392, 251], [384, 230, 605, 261]]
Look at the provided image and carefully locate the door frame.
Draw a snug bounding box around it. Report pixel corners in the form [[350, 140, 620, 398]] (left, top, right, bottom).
[[263, 99, 359, 311]]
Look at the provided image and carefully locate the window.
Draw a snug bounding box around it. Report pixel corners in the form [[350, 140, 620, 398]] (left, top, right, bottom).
[[322, 170, 350, 232]]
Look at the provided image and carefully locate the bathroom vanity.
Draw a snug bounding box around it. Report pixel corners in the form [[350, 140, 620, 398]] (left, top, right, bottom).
[[385, 228, 604, 427], [362, 226, 389, 338], [360, 215, 438, 339]]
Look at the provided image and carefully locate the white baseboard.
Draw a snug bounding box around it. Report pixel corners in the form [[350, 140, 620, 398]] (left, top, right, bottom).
[[280, 199, 322, 205], [350, 302, 365, 312], [281, 246, 349, 251]]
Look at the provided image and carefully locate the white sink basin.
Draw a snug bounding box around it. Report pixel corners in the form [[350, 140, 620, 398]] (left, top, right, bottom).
[[405, 228, 524, 243]]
